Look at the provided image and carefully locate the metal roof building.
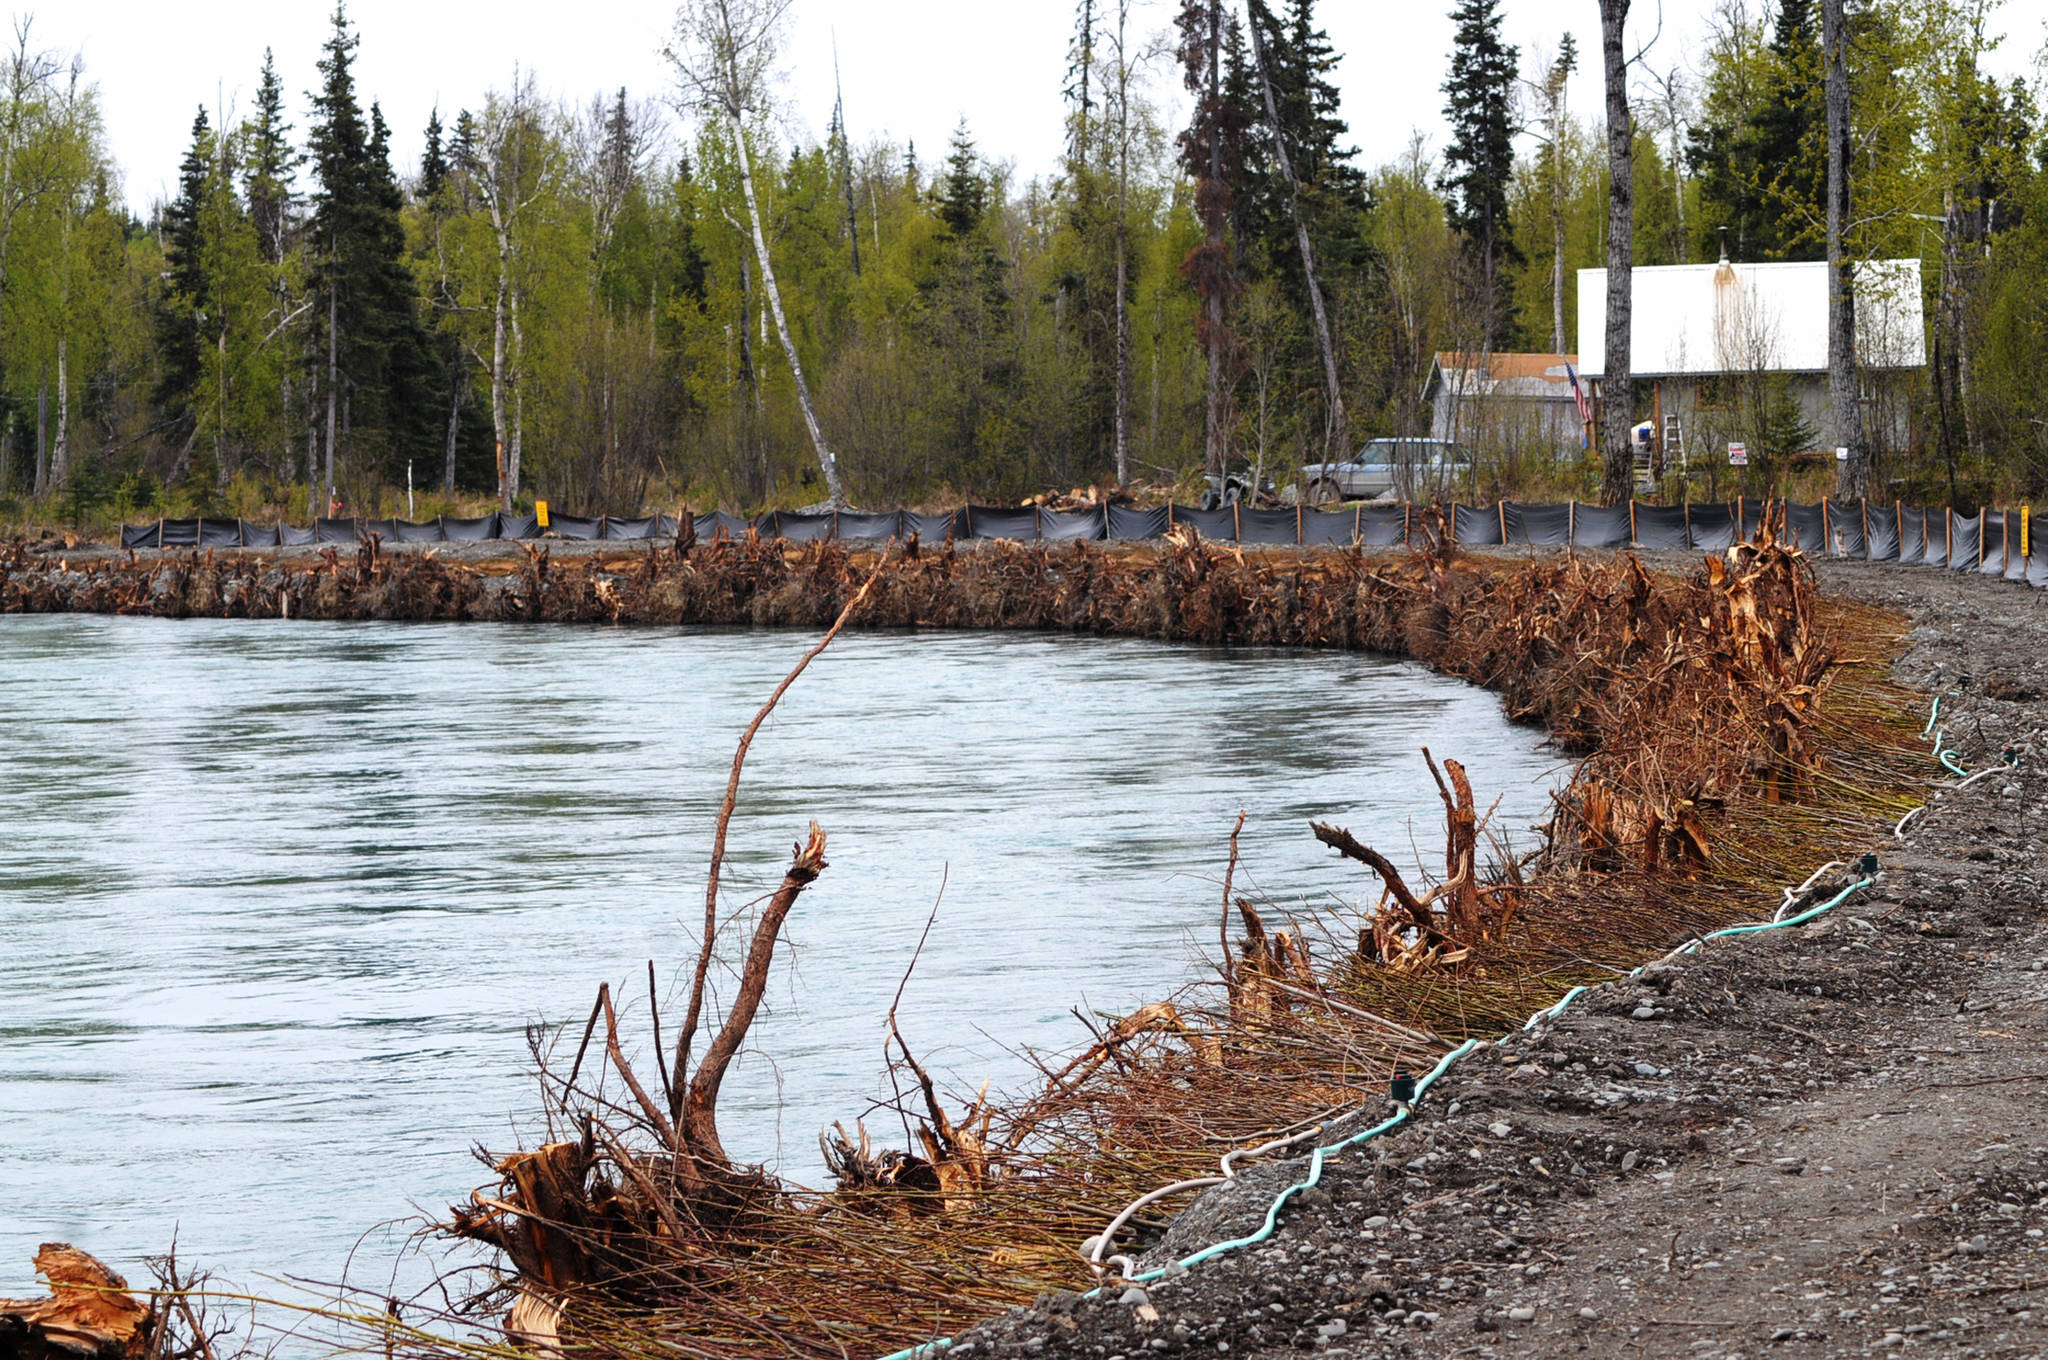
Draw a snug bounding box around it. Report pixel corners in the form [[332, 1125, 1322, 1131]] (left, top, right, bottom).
[[1577, 258, 1925, 380]]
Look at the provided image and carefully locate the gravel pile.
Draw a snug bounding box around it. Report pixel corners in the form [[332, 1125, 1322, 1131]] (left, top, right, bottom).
[[943, 561, 2048, 1360]]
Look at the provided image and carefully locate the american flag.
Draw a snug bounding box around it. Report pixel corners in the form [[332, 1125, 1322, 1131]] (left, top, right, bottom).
[[1565, 363, 1592, 448]]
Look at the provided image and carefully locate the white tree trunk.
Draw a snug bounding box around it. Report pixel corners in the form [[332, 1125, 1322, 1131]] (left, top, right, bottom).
[[731, 121, 845, 507], [1823, 0, 1867, 498], [490, 271, 510, 509], [1548, 76, 1569, 354], [509, 284, 525, 502], [51, 335, 68, 489]]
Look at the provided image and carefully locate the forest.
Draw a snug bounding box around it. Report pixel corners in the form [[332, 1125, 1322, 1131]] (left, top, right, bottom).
[[0, 0, 2043, 527]]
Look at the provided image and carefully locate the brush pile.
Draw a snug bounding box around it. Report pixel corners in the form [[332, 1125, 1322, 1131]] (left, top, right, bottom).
[[1, 525, 1929, 1360]]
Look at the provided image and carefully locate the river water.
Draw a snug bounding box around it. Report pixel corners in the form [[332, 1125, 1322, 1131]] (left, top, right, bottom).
[[0, 615, 1564, 1293]]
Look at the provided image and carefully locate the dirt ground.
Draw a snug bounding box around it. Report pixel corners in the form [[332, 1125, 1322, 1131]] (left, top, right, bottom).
[[943, 560, 2048, 1360]]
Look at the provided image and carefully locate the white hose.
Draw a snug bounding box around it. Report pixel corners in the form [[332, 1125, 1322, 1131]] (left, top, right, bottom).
[[1777, 860, 1843, 921], [1084, 1175, 1227, 1276]]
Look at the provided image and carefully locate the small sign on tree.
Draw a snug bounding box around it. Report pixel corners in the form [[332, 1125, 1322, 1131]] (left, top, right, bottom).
[[1728, 442, 1749, 467]]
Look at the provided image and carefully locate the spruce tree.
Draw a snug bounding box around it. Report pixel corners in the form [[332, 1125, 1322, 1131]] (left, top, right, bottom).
[[245, 50, 295, 266], [1689, 0, 1824, 261], [153, 108, 213, 441], [1440, 0, 1520, 349], [1238, 4, 1375, 312], [305, 3, 439, 504], [420, 107, 448, 203], [937, 121, 987, 238]]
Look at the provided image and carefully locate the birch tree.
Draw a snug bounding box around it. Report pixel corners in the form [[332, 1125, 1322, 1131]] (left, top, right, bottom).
[[1821, 0, 1867, 496], [0, 22, 61, 349], [1100, 0, 1163, 486], [666, 0, 846, 507], [464, 75, 555, 511], [1597, 0, 1635, 507]]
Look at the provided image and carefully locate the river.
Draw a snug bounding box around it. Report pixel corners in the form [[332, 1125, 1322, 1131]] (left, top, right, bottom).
[[0, 614, 1563, 1293]]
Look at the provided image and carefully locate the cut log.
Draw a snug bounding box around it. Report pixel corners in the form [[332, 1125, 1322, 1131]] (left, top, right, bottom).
[[0, 1244, 150, 1360]]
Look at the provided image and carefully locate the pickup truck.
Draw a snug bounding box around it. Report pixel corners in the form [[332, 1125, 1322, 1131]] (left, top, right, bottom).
[[1303, 438, 1472, 501]]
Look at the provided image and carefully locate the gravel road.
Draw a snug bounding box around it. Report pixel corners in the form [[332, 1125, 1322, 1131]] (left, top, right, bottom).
[[944, 559, 2048, 1360]]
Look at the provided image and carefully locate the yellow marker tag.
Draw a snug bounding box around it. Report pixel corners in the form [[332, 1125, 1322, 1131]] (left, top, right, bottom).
[[2023, 505, 2030, 559], [535, 500, 550, 528]]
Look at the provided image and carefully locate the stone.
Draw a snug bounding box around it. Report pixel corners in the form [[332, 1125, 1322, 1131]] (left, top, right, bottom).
[[1118, 1288, 1151, 1308], [1490, 1121, 1512, 1138], [1633, 1005, 1659, 1019], [1579, 1308, 1599, 1320], [1316, 1319, 1348, 1340], [1621, 1150, 1641, 1172], [1508, 1306, 1537, 1322], [1635, 1061, 1659, 1076]]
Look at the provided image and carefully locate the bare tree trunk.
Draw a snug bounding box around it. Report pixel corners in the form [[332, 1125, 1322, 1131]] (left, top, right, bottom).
[[51, 335, 67, 489], [325, 260, 339, 514], [305, 383, 319, 523], [443, 359, 462, 495], [1246, 5, 1344, 456], [1201, 0, 1226, 480], [509, 287, 525, 502], [734, 241, 769, 499], [1669, 113, 1687, 264], [1598, 0, 1635, 507], [215, 327, 229, 489], [1149, 286, 1162, 464], [490, 265, 510, 509], [33, 369, 46, 497], [280, 369, 293, 488], [1547, 61, 1570, 354], [1551, 150, 1567, 355], [1114, 226, 1131, 486], [1111, 1, 1132, 486], [1823, 0, 1867, 498], [1936, 186, 1965, 489], [731, 123, 845, 507]]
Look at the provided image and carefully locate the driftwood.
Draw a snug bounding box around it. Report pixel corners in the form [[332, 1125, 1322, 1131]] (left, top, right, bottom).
[[0, 1245, 150, 1360]]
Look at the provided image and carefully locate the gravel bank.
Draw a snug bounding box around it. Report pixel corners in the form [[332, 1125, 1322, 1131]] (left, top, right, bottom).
[[945, 560, 2048, 1360]]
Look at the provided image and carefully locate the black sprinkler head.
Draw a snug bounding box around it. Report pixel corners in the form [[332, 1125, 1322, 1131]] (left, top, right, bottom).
[[1389, 1071, 1418, 1107], [1858, 852, 1879, 876], [2002, 746, 2021, 768]]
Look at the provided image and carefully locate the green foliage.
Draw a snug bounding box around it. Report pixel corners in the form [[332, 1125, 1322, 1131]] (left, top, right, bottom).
[[7, 0, 2047, 523]]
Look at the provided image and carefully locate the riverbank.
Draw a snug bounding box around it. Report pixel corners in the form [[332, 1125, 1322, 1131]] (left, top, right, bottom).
[[3, 536, 2006, 1359], [951, 559, 2048, 1360]]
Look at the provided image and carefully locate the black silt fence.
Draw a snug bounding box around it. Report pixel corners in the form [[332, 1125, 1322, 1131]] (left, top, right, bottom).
[[110, 499, 2046, 589]]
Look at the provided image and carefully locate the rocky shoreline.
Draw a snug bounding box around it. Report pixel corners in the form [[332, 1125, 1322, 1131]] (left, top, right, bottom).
[[946, 559, 2048, 1359]]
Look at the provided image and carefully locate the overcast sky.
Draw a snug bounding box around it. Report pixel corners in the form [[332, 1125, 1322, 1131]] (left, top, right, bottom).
[[32, 0, 2048, 212]]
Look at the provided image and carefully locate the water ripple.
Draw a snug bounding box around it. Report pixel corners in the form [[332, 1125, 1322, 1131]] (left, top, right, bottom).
[[0, 614, 1563, 1291]]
